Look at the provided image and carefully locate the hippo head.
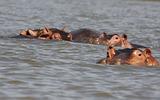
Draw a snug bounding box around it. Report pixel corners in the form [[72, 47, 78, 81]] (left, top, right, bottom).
[[126, 48, 146, 66], [143, 48, 160, 66], [107, 34, 122, 46], [107, 34, 133, 48], [106, 47, 147, 66], [105, 47, 160, 67]]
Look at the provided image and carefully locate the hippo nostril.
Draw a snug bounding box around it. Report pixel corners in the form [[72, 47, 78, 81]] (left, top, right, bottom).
[[115, 37, 119, 39], [138, 54, 142, 56]]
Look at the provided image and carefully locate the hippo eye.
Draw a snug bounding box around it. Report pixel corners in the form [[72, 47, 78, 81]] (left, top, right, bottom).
[[115, 37, 119, 39], [138, 54, 142, 56]]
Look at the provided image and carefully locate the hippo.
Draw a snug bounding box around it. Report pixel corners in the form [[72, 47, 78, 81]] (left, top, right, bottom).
[[14, 27, 72, 41], [70, 28, 146, 48], [108, 34, 147, 48], [97, 46, 159, 67]]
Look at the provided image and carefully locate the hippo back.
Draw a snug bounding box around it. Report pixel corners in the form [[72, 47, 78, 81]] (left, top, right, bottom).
[[71, 28, 108, 45]]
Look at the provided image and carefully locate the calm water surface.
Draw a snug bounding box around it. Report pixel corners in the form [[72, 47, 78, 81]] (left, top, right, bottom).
[[0, 0, 160, 100]]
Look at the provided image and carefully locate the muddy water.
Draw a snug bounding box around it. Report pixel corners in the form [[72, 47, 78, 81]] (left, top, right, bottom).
[[0, 0, 160, 100]]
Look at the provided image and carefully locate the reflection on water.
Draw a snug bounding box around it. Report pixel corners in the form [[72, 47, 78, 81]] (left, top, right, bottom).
[[0, 0, 160, 100]]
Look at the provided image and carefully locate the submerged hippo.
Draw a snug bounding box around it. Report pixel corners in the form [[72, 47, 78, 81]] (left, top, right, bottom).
[[71, 28, 146, 48], [14, 27, 72, 41], [97, 46, 159, 67]]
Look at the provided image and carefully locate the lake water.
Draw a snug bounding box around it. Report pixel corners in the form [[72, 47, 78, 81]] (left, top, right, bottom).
[[0, 0, 160, 100]]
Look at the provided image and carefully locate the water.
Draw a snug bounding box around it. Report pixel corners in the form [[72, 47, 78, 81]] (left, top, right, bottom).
[[0, 0, 160, 100]]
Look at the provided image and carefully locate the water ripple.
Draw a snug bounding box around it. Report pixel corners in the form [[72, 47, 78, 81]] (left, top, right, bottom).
[[0, 0, 160, 100]]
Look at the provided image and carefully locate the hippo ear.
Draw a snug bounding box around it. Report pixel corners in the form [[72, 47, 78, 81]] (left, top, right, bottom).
[[107, 46, 116, 59], [122, 34, 128, 40], [144, 48, 152, 55], [99, 32, 107, 38]]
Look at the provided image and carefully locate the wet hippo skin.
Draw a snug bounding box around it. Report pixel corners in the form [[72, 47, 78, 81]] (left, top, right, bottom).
[[70, 28, 109, 45]]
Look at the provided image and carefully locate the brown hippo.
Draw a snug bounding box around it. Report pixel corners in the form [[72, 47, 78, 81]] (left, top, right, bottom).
[[17, 27, 72, 41], [70, 28, 146, 48], [97, 46, 159, 67], [108, 34, 147, 48]]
